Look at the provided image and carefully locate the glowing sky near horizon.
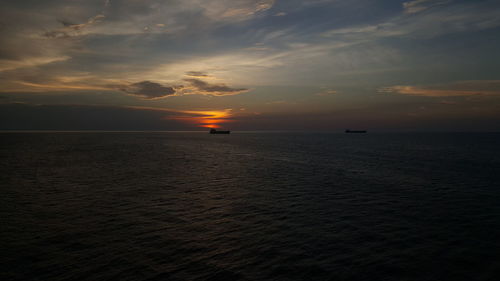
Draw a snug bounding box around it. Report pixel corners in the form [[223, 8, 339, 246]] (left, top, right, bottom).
[[1, 0, 500, 131]]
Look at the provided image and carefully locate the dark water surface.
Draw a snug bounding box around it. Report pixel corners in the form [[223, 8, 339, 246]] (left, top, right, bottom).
[[1, 132, 500, 281]]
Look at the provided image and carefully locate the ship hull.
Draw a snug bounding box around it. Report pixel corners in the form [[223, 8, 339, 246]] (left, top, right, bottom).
[[209, 129, 230, 134]]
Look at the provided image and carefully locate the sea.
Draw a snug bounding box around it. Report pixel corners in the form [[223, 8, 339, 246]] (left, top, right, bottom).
[[1, 132, 500, 281]]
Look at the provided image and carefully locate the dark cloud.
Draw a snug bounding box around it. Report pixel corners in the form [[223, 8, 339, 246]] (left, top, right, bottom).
[[183, 78, 248, 96], [0, 103, 193, 131], [58, 19, 79, 28], [121, 81, 177, 99], [43, 30, 72, 39], [45, 19, 83, 38], [44, 14, 105, 38], [185, 71, 210, 77]]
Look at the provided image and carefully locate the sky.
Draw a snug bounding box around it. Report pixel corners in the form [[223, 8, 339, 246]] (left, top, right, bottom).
[[1, 0, 500, 131]]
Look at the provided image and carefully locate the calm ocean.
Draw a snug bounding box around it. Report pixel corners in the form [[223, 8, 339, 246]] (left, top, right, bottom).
[[1, 132, 500, 281]]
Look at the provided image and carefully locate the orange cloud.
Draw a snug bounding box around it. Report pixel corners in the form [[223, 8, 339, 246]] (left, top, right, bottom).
[[14, 81, 110, 92], [167, 109, 234, 129], [124, 106, 235, 129], [380, 80, 500, 97]]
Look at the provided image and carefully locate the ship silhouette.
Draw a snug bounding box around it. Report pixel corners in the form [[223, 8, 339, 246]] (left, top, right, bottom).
[[209, 128, 230, 134], [345, 129, 367, 133]]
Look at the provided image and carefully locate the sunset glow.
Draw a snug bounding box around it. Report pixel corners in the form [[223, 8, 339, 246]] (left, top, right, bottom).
[[171, 110, 234, 129], [1, 0, 499, 131]]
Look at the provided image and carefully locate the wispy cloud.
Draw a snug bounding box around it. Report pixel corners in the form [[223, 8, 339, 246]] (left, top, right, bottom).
[[403, 0, 452, 14], [316, 89, 338, 96], [34, 0, 276, 41], [380, 80, 500, 97], [0, 56, 70, 72], [324, 1, 500, 40], [44, 14, 106, 38], [209, 0, 275, 20], [380, 86, 482, 97]]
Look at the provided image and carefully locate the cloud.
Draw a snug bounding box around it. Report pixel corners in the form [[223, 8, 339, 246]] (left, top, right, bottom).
[[121, 81, 177, 99], [28, 0, 278, 45], [316, 89, 338, 96], [182, 78, 249, 96], [0, 56, 70, 72], [323, 25, 380, 36], [0, 101, 243, 130], [379, 86, 480, 97], [0, 17, 75, 72], [204, 0, 275, 20], [266, 100, 292, 105], [1, 0, 499, 125], [185, 71, 211, 77], [403, 0, 452, 14], [170, 109, 235, 128], [118, 76, 248, 99], [44, 5, 107, 38], [379, 80, 500, 97], [324, 1, 500, 40], [0, 102, 196, 130]]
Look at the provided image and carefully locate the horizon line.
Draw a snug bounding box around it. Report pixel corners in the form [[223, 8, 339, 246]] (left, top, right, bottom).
[[1, 130, 499, 133]]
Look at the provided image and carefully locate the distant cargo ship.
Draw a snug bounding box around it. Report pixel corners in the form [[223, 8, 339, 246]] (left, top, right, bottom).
[[209, 128, 230, 134], [345, 129, 367, 133]]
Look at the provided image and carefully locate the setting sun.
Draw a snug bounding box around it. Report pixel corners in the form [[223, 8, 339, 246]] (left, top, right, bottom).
[[172, 110, 234, 129]]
